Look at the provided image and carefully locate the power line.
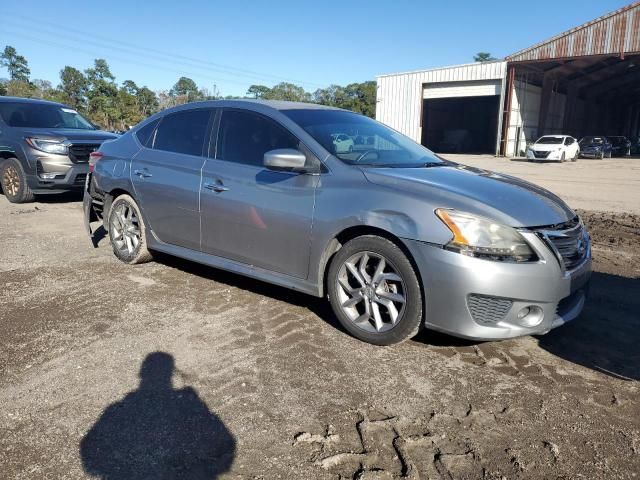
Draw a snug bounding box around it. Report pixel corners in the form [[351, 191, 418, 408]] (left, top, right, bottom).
[[1, 29, 292, 91], [5, 14, 324, 88]]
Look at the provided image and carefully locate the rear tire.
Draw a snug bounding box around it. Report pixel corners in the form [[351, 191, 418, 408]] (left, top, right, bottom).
[[1, 158, 35, 203], [108, 194, 153, 264], [327, 235, 423, 345]]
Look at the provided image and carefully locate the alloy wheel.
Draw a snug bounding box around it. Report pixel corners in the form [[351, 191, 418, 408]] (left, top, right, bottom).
[[3, 165, 20, 197], [335, 251, 407, 333], [111, 202, 142, 255]]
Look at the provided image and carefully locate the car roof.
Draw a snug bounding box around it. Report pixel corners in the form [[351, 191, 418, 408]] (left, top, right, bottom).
[[155, 99, 347, 118], [190, 99, 340, 111], [0, 96, 66, 107]]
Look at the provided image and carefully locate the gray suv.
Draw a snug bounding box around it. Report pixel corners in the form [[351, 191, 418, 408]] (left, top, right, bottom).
[[84, 100, 591, 345], [0, 97, 117, 203]]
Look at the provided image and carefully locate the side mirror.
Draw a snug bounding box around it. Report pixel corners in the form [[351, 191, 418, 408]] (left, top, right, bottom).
[[264, 148, 307, 171]]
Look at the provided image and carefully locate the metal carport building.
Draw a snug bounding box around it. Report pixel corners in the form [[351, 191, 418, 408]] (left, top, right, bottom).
[[376, 2, 640, 157]]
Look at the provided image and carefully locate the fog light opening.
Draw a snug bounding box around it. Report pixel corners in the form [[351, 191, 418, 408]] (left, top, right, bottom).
[[517, 305, 544, 327], [39, 172, 65, 180]]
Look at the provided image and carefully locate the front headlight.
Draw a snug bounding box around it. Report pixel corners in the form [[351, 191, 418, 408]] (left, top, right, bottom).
[[435, 209, 536, 262], [25, 137, 70, 155]]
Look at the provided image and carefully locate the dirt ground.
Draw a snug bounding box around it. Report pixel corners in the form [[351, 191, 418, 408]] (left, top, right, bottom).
[[1, 159, 639, 479]]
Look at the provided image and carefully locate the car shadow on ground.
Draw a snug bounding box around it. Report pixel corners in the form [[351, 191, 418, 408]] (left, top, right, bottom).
[[538, 271, 640, 381], [153, 254, 639, 380], [152, 252, 344, 332], [33, 191, 84, 203], [0, 190, 83, 204], [79, 351, 236, 479]]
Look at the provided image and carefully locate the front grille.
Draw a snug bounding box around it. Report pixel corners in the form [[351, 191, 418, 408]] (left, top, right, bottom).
[[533, 150, 550, 158], [69, 143, 100, 163], [467, 294, 513, 325], [74, 173, 87, 186], [539, 222, 589, 271]]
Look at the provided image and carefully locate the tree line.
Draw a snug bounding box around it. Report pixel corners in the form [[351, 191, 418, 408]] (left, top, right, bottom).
[[0, 45, 376, 131]]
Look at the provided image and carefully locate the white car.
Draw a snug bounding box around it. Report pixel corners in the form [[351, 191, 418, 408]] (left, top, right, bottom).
[[526, 135, 579, 162], [331, 133, 354, 153]]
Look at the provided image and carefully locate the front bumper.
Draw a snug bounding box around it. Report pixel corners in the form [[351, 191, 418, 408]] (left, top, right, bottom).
[[26, 159, 89, 192], [579, 150, 602, 158], [526, 149, 564, 161], [403, 232, 592, 340]]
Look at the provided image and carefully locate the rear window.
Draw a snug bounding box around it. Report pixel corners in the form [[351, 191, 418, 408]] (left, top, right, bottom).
[[152, 109, 212, 156]]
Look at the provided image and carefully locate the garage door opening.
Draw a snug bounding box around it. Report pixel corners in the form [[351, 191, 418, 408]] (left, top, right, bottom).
[[504, 54, 640, 157], [421, 96, 500, 154]]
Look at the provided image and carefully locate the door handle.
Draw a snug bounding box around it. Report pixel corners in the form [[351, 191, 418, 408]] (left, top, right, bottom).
[[134, 169, 152, 178], [204, 181, 229, 193]]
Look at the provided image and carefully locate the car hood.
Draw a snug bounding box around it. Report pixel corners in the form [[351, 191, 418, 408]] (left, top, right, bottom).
[[20, 128, 118, 143], [531, 143, 563, 152], [361, 164, 575, 228]]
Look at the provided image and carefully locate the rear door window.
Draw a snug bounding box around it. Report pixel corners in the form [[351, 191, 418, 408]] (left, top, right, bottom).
[[216, 109, 299, 166], [153, 109, 212, 156], [135, 119, 160, 147]]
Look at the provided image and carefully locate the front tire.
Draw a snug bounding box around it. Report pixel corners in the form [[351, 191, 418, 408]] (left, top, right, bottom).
[[1, 158, 35, 203], [560, 152, 566, 162], [327, 235, 423, 345], [108, 194, 153, 264]]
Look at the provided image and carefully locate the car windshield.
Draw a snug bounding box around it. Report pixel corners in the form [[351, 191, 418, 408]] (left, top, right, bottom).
[[579, 137, 604, 146], [0, 102, 96, 130], [282, 109, 445, 168], [536, 136, 564, 144]]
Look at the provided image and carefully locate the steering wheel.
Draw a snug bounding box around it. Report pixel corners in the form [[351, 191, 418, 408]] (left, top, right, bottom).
[[354, 150, 379, 164]]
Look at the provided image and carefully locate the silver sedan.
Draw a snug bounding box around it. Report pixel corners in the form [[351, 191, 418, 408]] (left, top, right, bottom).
[[85, 100, 591, 345]]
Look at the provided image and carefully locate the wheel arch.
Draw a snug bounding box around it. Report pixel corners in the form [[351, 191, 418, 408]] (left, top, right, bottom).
[[317, 225, 424, 301], [103, 187, 136, 230], [0, 151, 18, 163]]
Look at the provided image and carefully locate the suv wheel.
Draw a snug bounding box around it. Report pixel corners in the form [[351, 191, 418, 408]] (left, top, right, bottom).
[[327, 235, 423, 345], [1, 158, 35, 203], [108, 194, 153, 264]]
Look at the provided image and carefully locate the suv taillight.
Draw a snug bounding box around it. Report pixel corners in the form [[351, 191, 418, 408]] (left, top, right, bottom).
[[89, 151, 103, 172]]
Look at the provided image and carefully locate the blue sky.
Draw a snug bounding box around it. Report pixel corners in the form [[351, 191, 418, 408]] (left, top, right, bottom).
[[0, 0, 631, 96]]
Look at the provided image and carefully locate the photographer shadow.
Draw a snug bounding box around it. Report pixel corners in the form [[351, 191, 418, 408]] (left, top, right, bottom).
[[80, 352, 235, 479]]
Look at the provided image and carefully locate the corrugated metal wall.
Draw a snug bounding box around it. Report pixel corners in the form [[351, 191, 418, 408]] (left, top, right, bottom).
[[507, 1, 640, 61], [376, 62, 507, 145]]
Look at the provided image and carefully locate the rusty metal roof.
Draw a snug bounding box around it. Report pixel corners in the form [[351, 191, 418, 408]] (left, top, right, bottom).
[[507, 2, 640, 62]]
